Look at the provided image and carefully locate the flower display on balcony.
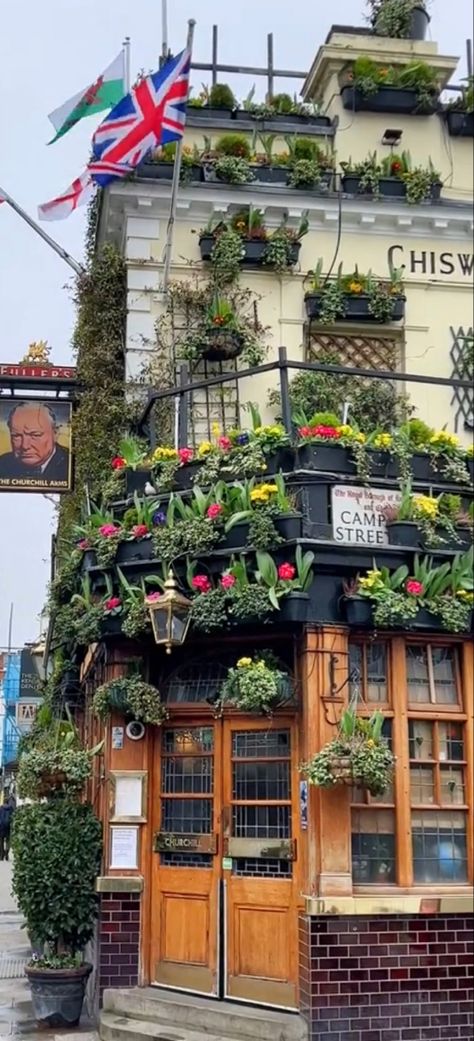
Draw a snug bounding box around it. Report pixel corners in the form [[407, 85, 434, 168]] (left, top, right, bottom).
[[340, 150, 441, 204], [304, 259, 405, 324]]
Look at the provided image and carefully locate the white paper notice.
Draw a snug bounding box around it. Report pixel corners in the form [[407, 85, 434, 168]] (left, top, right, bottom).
[[110, 826, 139, 869], [114, 775, 143, 818]]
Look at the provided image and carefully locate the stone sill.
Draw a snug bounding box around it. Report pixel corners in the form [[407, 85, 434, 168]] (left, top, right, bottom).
[[304, 891, 474, 915], [96, 875, 144, 893]]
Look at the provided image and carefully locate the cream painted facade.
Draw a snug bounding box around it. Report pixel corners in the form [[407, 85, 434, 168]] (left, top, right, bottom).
[[98, 27, 473, 440]]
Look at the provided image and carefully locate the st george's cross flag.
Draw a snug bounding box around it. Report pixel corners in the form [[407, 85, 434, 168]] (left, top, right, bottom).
[[48, 51, 125, 144], [89, 48, 190, 186], [38, 170, 95, 221]]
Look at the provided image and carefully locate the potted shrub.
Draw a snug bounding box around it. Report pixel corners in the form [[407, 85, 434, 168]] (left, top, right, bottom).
[[368, 1, 431, 41], [220, 473, 302, 551], [137, 142, 202, 182], [200, 209, 307, 270], [341, 151, 441, 203], [341, 58, 439, 115], [445, 77, 474, 137], [255, 547, 315, 623], [302, 707, 395, 796], [296, 414, 356, 474], [355, 550, 474, 631], [215, 654, 293, 715], [11, 799, 102, 1028], [304, 259, 406, 323], [342, 578, 374, 627], [384, 487, 473, 550], [93, 674, 168, 724], [188, 82, 236, 119]]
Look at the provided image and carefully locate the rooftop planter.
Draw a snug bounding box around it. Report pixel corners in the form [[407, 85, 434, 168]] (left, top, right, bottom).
[[304, 260, 406, 325], [368, 0, 431, 41], [341, 151, 442, 204], [199, 209, 308, 273], [445, 110, 474, 137], [187, 83, 236, 120], [341, 58, 440, 115]]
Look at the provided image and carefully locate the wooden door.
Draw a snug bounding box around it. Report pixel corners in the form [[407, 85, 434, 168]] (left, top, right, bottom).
[[150, 716, 299, 1007], [223, 719, 299, 1008]]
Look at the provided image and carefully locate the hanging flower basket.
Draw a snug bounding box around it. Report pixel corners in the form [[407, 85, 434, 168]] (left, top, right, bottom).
[[302, 709, 395, 797], [201, 327, 245, 362]]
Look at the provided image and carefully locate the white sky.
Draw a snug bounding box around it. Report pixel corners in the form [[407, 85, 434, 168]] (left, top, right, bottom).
[[0, 0, 472, 647]]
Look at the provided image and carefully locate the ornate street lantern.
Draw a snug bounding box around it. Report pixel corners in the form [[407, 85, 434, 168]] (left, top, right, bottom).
[[146, 571, 192, 653]]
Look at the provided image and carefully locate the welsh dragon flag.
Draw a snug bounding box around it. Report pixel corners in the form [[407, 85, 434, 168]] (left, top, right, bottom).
[[47, 51, 125, 144]]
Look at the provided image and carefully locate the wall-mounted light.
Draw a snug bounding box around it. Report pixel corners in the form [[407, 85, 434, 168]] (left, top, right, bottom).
[[146, 571, 192, 654], [382, 128, 403, 147]]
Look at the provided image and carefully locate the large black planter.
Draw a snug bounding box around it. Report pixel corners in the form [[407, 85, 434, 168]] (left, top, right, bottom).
[[411, 608, 443, 631], [25, 964, 92, 1028], [445, 110, 474, 138], [279, 592, 309, 622], [367, 450, 399, 479], [136, 160, 202, 182], [305, 292, 406, 323], [297, 442, 354, 475], [174, 460, 202, 490], [125, 469, 153, 496], [408, 5, 430, 39], [264, 447, 295, 476], [116, 538, 153, 563], [199, 235, 301, 268], [410, 453, 433, 482], [220, 521, 250, 551], [343, 596, 373, 627], [233, 110, 331, 128], [387, 521, 471, 551], [251, 165, 289, 184], [276, 512, 303, 541], [342, 174, 406, 198], [341, 84, 438, 116], [190, 106, 234, 120], [81, 549, 98, 571], [202, 327, 244, 362]]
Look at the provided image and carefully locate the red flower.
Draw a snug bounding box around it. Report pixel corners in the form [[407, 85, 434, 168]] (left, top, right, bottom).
[[278, 563, 296, 581], [312, 425, 341, 439], [391, 161, 402, 174], [220, 573, 236, 589], [406, 579, 424, 596], [77, 539, 90, 552], [99, 524, 121, 537], [132, 524, 149, 539], [104, 597, 122, 612], [207, 503, 223, 520], [112, 456, 126, 470], [218, 436, 232, 451], [192, 575, 212, 593], [178, 447, 194, 464], [298, 426, 313, 438]]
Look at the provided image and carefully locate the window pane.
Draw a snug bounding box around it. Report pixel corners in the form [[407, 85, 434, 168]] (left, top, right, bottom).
[[232, 730, 290, 759], [409, 720, 434, 760], [233, 805, 290, 839], [233, 761, 290, 800], [431, 647, 458, 705], [366, 643, 388, 703], [161, 798, 212, 834], [440, 768, 465, 805], [349, 644, 363, 700], [410, 766, 435, 804], [439, 723, 464, 762], [352, 809, 395, 884], [406, 646, 430, 703], [412, 812, 468, 883]]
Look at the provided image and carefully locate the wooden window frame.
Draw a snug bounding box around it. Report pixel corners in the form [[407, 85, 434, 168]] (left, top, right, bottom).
[[350, 635, 473, 890]]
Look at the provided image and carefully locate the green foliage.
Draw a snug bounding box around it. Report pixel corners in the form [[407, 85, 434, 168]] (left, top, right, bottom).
[[270, 92, 294, 113], [400, 418, 434, 446], [153, 514, 221, 563], [214, 156, 254, 184], [217, 655, 292, 714], [248, 510, 283, 550], [93, 676, 168, 725], [190, 588, 230, 632], [209, 83, 236, 109], [11, 801, 102, 957], [302, 709, 395, 796], [210, 229, 245, 283], [215, 133, 251, 158], [288, 159, 324, 189], [368, 0, 430, 40], [17, 747, 93, 800]]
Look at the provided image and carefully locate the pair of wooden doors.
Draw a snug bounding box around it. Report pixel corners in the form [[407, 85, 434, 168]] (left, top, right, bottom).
[[150, 715, 300, 1008]]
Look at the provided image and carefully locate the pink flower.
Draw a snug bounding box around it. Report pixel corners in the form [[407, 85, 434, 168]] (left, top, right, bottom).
[[104, 597, 122, 612], [218, 436, 232, 451], [112, 456, 126, 470], [298, 426, 313, 438], [220, 573, 236, 589], [178, 447, 194, 464], [192, 575, 212, 593], [406, 579, 424, 597], [207, 503, 223, 520], [312, 425, 341, 439], [278, 563, 296, 581], [146, 592, 162, 603], [132, 524, 149, 539], [99, 523, 121, 538], [77, 539, 90, 552]]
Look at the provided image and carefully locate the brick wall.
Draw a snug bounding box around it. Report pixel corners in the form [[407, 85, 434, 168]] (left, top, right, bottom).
[[299, 913, 473, 1041], [99, 891, 141, 994]]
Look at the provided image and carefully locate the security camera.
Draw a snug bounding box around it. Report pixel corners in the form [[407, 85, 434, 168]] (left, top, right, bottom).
[[125, 720, 146, 741]]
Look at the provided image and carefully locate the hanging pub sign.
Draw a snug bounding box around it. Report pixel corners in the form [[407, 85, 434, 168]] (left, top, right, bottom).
[[0, 397, 73, 493], [332, 485, 401, 546]]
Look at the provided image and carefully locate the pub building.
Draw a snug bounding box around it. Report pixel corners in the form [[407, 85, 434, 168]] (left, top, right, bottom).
[[57, 13, 473, 1041]]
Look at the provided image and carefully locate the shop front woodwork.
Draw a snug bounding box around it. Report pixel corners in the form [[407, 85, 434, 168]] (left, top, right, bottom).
[[149, 714, 301, 1008]]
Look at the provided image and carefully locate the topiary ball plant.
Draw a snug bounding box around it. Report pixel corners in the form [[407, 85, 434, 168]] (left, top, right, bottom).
[[215, 133, 251, 158], [209, 83, 236, 110]]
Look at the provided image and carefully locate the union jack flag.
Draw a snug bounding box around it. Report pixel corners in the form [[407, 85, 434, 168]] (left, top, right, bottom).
[[89, 49, 190, 187]]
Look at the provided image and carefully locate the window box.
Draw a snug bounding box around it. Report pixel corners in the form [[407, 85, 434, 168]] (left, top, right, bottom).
[[305, 292, 406, 323], [233, 110, 332, 128], [264, 447, 295, 476], [199, 235, 301, 267], [251, 165, 289, 184], [297, 442, 355, 475], [191, 106, 234, 121], [341, 84, 439, 116], [279, 591, 309, 622], [136, 160, 202, 181], [387, 521, 472, 551], [125, 469, 153, 496], [341, 174, 441, 202], [444, 111, 474, 138], [116, 538, 153, 564], [81, 550, 98, 572]]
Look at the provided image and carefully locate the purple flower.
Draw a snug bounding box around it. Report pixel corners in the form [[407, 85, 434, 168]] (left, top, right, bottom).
[[152, 510, 166, 526], [236, 432, 249, 446]]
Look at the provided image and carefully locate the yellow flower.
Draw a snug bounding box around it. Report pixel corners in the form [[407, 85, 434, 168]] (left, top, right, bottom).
[[237, 657, 252, 668], [250, 488, 268, 502], [430, 431, 459, 448], [337, 425, 353, 437], [260, 483, 278, 494], [354, 432, 366, 443], [348, 280, 363, 294], [366, 739, 375, 748], [198, 441, 213, 457], [457, 590, 474, 603], [413, 495, 439, 517], [152, 446, 178, 461], [374, 433, 393, 449], [211, 422, 221, 439]]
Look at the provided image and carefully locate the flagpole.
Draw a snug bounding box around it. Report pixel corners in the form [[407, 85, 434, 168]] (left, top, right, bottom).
[[162, 19, 196, 295], [0, 186, 84, 276], [123, 36, 131, 92], [161, 0, 169, 64]]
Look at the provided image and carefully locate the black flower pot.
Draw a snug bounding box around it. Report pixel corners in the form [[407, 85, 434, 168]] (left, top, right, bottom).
[[174, 460, 202, 490], [341, 84, 438, 116], [445, 110, 474, 138], [202, 327, 244, 362], [101, 615, 123, 638], [192, 106, 234, 120], [342, 174, 406, 199], [81, 549, 98, 571], [343, 596, 373, 627], [467, 457, 474, 483], [411, 608, 443, 631], [220, 521, 250, 551], [297, 442, 354, 475], [305, 292, 406, 323], [280, 592, 309, 622], [125, 469, 153, 496], [116, 538, 153, 563], [252, 165, 289, 184], [276, 512, 303, 541], [367, 450, 399, 479], [408, 4, 430, 39], [136, 160, 174, 179], [264, 447, 295, 475], [25, 964, 92, 1029], [387, 521, 425, 549]]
